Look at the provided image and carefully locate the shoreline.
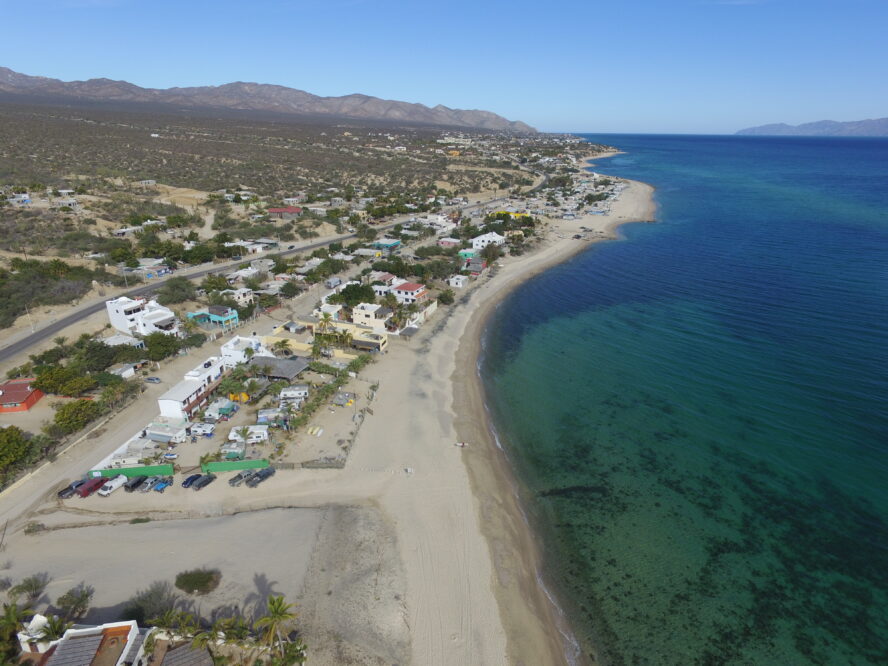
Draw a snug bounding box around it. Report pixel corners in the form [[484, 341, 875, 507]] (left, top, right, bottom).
[[452, 158, 656, 665]]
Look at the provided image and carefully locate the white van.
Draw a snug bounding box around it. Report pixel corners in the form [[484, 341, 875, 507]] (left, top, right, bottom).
[[97, 474, 128, 497]]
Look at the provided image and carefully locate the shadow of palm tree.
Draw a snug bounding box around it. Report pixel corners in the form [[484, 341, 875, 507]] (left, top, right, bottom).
[[243, 573, 278, 619]]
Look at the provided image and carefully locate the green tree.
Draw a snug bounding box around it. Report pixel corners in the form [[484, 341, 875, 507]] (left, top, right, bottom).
[[481, 243, 502, 264], [327, 283, 375, 308], [80, 340, 118, 372], [280, 281, 300, 299], [0, 426, 30, 478], [53, 399, 103, 434], [437, 289, 455, 305], [0, 602, 32, 663], [202, 274, 229, 292], [144, 332, 182, 361], [40, 615, 72, 641], [271, 340, 292, 357], [157, 276, 197, 305], [254, 596, 297, 659]]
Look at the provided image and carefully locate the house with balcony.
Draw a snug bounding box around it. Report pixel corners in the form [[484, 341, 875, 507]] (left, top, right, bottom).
[[351, 303, 393, 334], [106, 296, 180, 337], [157, 356, 226, 420], [187, 305, 239, 330], [220, 335, 267, 368], [392, 282, 430, 305]]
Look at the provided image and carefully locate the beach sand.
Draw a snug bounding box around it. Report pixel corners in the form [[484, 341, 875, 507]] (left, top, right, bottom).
[[449, 174, 656, 665]]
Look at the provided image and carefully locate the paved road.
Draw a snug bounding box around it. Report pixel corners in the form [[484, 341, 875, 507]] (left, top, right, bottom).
[[0, 232, 360, 364]]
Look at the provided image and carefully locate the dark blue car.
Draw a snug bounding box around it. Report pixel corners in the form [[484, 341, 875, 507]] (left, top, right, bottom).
[[182, 473, 202, 488]]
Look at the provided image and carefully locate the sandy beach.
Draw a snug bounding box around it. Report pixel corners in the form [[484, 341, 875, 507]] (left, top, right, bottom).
[[449, 173, 656, 665], [0, 160, 655, 665]]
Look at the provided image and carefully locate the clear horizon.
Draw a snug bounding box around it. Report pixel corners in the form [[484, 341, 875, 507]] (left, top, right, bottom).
[[1, 0, 886, 134]]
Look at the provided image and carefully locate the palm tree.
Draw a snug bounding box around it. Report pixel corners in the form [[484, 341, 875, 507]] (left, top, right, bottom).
[[244, 379, 262, 403], [254, 595, 297, 658], [271, 340, 292, 357], [244, 347, 255, 361], [338, 330, 353, 349], [41, 615, 72, 641], [218, 377, 245, 400], [0, 602, 32, 634], [236, 426, 252, 444], [317, 312, 333, 336], [149, 608, 181, 637], [53, 336, 68, 348]]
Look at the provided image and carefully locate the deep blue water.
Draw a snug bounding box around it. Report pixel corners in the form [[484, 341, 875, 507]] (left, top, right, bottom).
[[481, 135, 888, 665]]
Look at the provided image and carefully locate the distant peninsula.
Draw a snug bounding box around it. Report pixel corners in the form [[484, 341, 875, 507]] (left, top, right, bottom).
[[736, 117, 888, 137], [0, 65, 535, 133]]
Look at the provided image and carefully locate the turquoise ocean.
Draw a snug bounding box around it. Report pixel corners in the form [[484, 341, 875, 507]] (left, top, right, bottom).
[[481, 135, 888, 665]]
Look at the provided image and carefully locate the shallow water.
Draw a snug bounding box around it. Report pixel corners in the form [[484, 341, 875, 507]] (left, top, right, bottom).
[[482, 135, 888, 665]]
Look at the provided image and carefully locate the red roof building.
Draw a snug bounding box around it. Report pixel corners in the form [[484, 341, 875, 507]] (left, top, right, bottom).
[[392, 282, 429, 305], [0, 378, 44, 413], [267, 206, 303, 219]]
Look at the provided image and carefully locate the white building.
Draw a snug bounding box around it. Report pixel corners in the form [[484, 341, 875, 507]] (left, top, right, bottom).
[[280, 384, 310, 408], [351, 302, 393, 333], [220, 335, 267, 368], [105, 296, 180, 337], [471, 232, 506, 251], [449, 275, 469, 289], [228, 424, 269, 444], [391, 282, 429, 305], [220, 287, 255, 306], [157, 356, 226, 420]]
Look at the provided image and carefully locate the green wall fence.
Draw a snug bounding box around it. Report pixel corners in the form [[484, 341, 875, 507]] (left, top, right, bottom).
[[201, 459, 270, 474], [89, 464, 175, 478]]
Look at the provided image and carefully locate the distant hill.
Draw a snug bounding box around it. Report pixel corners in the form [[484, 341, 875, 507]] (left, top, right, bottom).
[[0, 66, 536, 133], [736, 118, 888, 137]]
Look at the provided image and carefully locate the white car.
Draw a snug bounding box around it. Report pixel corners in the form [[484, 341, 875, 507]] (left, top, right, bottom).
[[97, 475, 128, 497]]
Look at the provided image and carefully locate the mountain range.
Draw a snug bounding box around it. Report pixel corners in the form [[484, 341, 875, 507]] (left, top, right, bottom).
[[0, 66, 535, 133], [736, 117, 888, 137]]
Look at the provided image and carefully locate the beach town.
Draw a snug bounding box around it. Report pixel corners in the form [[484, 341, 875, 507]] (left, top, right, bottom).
[[0, 141, 654, 665]]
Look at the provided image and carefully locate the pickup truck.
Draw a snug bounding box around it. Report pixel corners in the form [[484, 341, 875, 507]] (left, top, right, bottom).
[[246, 467, 275, 488]]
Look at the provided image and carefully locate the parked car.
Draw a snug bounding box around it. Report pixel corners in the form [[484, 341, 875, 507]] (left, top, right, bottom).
[[57, 479, 86, 499], [228, 470, 252, 487], [163, 452, 179, 461], [246, 467, 275, 488], [140, 476, 161, 492], [287, 245, 295, 249], [124, 476, 147, 493], [153, 478, 173, 493], [192, 474, 217, 491], [182, 473, 202, 488], [77, 477, 106, 498], [98, 475, 128, 497], [145, 377, 162, 384]]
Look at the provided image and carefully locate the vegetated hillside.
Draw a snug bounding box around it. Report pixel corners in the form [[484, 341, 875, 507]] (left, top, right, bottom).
[[736, 117, 888, 136], [0, 100, 522, 195], [0, 66, 536, 133]]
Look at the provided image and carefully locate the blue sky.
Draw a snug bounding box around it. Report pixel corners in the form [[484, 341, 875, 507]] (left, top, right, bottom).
[[1, 0, 886, 133]]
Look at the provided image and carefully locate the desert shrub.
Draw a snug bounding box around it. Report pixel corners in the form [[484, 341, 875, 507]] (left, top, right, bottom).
[[174, 568, 221, 595]]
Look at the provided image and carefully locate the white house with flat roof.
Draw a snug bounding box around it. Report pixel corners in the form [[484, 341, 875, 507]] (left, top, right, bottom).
[[220, 335, 268, 368], [351, 302, 393, 333], [157, 356, 226, 419], [106, 297, 180, 337]]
